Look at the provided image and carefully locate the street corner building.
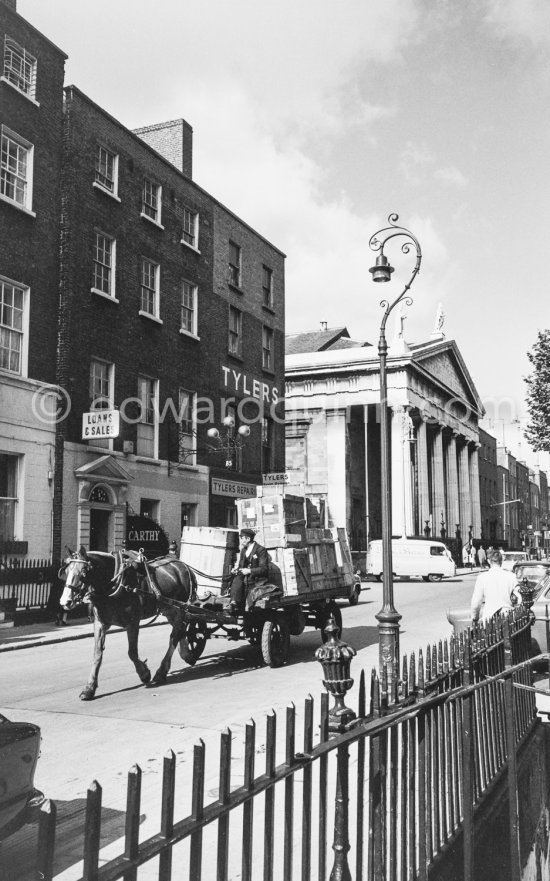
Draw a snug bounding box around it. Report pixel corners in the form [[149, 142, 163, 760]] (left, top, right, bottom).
[[284, 326, 485, 563], [0, 0, 285, 565]]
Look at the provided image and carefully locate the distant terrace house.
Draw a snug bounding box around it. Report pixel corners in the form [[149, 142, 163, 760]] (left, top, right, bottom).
[[284, 324, 485, 560]]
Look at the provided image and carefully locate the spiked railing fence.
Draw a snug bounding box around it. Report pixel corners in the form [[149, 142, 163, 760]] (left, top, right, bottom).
[[35, 606, 538, 881]]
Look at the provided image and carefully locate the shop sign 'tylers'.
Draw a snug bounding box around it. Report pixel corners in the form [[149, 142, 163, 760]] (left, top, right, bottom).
[[82, 410, 120, 440]]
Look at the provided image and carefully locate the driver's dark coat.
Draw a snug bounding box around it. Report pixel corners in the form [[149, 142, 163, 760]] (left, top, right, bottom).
[[236, 541, 269, 585]]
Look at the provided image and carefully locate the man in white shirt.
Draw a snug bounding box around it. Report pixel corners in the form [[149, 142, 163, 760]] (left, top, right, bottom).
[[470, 548, 521, 624]]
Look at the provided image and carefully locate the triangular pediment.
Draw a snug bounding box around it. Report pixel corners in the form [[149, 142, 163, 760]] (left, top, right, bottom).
[[74, 455, 133, 484], [412, 340, 484, 416]]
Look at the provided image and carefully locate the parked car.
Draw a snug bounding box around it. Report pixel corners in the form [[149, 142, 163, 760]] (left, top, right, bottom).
[[501, 551, 529, 571], [0, 713, 44, 840]]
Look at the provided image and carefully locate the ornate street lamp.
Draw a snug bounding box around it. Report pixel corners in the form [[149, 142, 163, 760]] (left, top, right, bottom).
[[369, 213, 422, 682], [178, 415, 251, 468], [206, 416, 251, 468]]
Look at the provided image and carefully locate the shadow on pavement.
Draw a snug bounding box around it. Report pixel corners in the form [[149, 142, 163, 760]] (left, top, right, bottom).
[[0, 799, 135, 881]]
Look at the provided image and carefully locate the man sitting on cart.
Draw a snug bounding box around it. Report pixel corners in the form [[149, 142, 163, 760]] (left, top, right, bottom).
[[229, 528, 269, 614]]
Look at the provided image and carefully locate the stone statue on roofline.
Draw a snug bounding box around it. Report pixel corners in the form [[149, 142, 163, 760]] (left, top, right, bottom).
[[431, 303, 445, 339]]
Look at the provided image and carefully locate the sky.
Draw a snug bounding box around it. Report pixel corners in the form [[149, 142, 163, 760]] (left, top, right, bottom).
[[20, 0, 550, 468]]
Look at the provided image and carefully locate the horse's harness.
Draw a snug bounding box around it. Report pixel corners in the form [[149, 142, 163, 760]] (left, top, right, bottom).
[[61, 549, 205, 613], [61, 549, 162, 605]]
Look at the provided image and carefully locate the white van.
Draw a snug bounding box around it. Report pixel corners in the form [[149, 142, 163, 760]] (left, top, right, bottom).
[[366, 538, 456, 582]]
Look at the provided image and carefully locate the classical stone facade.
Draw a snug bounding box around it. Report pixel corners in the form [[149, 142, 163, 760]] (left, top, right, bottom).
[[285, 330, 485, 555]]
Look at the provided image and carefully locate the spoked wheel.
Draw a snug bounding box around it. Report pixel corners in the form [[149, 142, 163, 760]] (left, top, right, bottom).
[[261, 617, 290, 667], [247, 624, 262, 646], [178, 620, 208, 665], [319, 604, 343, 642]]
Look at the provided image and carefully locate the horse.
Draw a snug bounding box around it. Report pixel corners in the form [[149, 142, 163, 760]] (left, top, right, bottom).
[[59, 547, 197, 701]]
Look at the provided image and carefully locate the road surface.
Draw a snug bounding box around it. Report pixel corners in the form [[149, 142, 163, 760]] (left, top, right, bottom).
[[0, 573, 475, 880]]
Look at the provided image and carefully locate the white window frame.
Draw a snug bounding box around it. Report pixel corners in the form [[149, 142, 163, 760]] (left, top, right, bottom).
[[0, 275, 29, 377], [228, 241, 241, 288], [92, 231, 117, 301], [88, 359, 115, 450], [229, 306, 242, 358], [180, 280, 198, 337], [0, 453, 20, 542], [139, 258, 161, 321], [137, 375, 159, 459], [0, 126, 34, 215], [178, 388, 196, 465], [262, 325, 273, 371], [2, 36, 38, 103], [141, 178, 163, 227], [93, 145, 120, 200], [181, 206, 199, 250], [262, 265, 273, 309]]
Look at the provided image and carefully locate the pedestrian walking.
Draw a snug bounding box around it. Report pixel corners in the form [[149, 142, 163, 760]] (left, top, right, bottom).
[[470, 548, 521, 624], [462, 544, 470, 568], [477, 546, 487, 569], [469, 544, 477, 568]]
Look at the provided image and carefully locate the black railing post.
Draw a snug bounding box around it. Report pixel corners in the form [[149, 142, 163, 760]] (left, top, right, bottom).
[[505, 673, 521, 881], [461, 643, 474, 881], [315, 618, 357, 881]]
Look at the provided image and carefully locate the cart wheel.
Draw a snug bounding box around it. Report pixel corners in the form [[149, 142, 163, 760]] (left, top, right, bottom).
[[349, 583, 361, 606], [248, 623, 262, 646], [261, 618, 290, 667], [320, 605, 343, 643], [178, 620, 208, 665]]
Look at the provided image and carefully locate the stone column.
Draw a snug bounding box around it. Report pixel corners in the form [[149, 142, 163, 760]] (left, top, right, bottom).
[[458, 439, 472, 536], [364, 405, 370, 541], [431, 425, 446, 535], [326, 409, 348, 528], [416, 418, 431, 535], [391, 406, 415, 537], [445, 431, 460, 534], [469, 444, 482, 538]]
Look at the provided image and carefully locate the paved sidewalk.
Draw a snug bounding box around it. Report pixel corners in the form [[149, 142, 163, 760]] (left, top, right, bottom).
[[0, 568, 479, 653], [0, 615, 166, 652]]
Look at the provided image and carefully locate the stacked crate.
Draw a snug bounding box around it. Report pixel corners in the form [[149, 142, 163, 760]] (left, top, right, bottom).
[[236, 494, 306, 548], [180, 527, 239, 596], [236, 494, 309, 597]]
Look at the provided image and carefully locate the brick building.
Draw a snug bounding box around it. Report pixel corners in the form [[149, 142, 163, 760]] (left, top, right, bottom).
[[55, 88, 285, 555], [0, 0, 66, 557], [1, 0, 285, 562], [478, 428, 498, 542]]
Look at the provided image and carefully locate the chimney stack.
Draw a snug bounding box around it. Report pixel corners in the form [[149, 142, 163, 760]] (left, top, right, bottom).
[[320, 321, 328, 332], [133, 119, 193, 179]]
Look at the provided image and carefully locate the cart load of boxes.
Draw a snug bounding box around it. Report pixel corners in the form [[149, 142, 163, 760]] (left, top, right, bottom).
[[180, 490, 356, 599]]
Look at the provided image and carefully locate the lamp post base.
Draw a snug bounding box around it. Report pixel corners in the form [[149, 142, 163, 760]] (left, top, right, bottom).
[[376, 612, 401, 684]]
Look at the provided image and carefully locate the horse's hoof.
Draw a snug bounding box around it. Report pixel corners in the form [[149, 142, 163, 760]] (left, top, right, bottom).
[[148, 674, 167, 687], [79, 689, 95, 701], [140, 670, 152, 684]]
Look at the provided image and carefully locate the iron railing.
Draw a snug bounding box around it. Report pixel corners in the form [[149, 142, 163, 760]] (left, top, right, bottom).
[[34, 606, 537, 881], [0, 557, 56, 609]]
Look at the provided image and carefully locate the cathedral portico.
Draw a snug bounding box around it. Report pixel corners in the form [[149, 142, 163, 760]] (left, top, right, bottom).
[[285, 327, 485, 558]]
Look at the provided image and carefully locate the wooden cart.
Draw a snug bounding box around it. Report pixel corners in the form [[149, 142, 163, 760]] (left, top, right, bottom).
[[178, 498, 360, 667]]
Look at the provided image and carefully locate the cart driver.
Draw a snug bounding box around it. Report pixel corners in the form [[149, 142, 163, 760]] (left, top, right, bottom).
[[229, 528, 269, 614]]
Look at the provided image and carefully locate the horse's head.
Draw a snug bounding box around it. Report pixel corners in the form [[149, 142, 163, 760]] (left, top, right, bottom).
[[59, 547, 92, 609]]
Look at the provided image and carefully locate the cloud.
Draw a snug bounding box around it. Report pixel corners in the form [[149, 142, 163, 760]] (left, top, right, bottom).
[[399, 142, 435, 186], [484, 0, 550, 48], [434, 166, 468, 187]]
